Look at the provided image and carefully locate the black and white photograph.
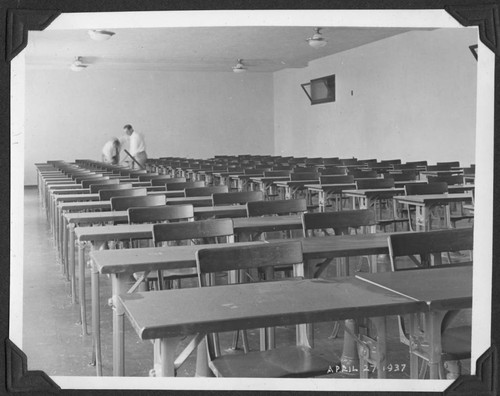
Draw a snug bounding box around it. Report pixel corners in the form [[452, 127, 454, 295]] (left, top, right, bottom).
[[4, 3, 499, 395]]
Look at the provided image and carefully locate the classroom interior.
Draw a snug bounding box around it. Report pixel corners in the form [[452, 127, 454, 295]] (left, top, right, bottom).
[[12, 10, 492, 391]]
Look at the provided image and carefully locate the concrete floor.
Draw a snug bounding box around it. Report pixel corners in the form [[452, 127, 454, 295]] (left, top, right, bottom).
[[21, 187, 470, 380]]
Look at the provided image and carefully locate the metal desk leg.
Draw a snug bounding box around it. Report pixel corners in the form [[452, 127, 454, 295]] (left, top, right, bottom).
[[426, 310, 446, 379], [78, 241, 89, 336], [371, 317, 387, 379], [112, 273, 128, 376], [91, 265, 102, 376], [159, 338, 177, 376], [69, 223, 76, 304], [62, 216, 69, 279]]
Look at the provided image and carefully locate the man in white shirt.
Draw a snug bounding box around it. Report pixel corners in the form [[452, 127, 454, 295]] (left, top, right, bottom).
[[101, 137, 121, 164], [123, 124, 148, 169]]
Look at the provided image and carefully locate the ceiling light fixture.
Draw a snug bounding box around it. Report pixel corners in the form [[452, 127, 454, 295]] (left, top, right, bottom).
[[88, 29, 115, 41], [306, 28, 327, 49], [232, 59, 247, 73], [70, 57, 88, 72]]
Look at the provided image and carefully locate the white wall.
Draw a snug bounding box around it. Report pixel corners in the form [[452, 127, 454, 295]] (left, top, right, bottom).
[[24, 69, 274, 185], [273, 28, 478, 165]]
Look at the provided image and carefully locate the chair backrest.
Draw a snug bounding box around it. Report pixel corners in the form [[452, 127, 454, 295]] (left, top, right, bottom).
[[405, 160, 428, 167], [138, 174, 170, 182], [356, 178, 395, 189], [196, 240, 303, 286], [99, 187, 147, 201], [320, 175, 354, 184], [379, 159, 402, 166], [388, 227, 473, 270], [128, 204, 194, 224], [392, 164, 418, 171], [165, 181, 205, 191], [184, 185, 229, 197], [302, 209, 377, 237], [81, 178, 117, 189], [292, 167, 318, 174], [305, 158, 323, 165], [340, 158, 358, 165], [349, 170, 378, 179], [246, 199, 307, 217], [212, 191, 264, 206], [427, 175, 464, 186], [319, 167, 347, 175], [151, 177, 186, 186], [110, 194, 166, 211], [322, 157, 340, 165], [405, 182, 448, 195], [129, 170, 148, 177], [152, 218, 234, 245], [263, 170, 292, 177], [436, 161, 460, 169], [383, 171, 417, 181], [290, 172, 320, 181], [74, 174, 103, 183], [91, 183, 133, 194], [426, 164, 454, 171]]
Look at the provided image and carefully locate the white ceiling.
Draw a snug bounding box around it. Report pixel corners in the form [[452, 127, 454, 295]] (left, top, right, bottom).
[[26, 26, 424, 72]]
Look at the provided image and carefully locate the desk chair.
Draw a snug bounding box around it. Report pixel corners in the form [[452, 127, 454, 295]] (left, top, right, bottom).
[[184, 185, 228, 197], [110, 194, 166, 211], [302, 209, 377, 278], [387, 228, 473, 379], [138, 174, 172, 182], [384, 171, 418, 181], [246, 198, 307, 235], [151, 218, 234, 290], [79, 177, 110, 188], [319, 167, 348, 175], [98, 187, 147, 201], [196, 241, 339, 377], [74, 174, 103, 184], [165, 181, 205, 191], [436, 161, 460, 169], [349, 170, 378, 179], [403, 182, 448, 231], [427, 175, 464, 185], [318, 175, 354, 210], [128, 204, 195, 287], [151, 177, 186, 186], [212, 191, 263, 206], [90, 183, 133, 194]]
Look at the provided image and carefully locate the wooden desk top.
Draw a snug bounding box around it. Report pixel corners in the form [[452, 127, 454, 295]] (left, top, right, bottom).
[[394, 193, 473, 205], [250, 176, 291, 183], [232, 215, 301, 233], [229, 174, 264, 180], [164, 196, 213, 206], [304, 183, 357, 192], [54, 193, 100, 202], [356, 265, 472, 311], [73, 213, 300, 242], [119, 277, 424, 340], [92, 241, 264, 274], [52, 188, 90, 195], [91, 232, 392, 275], [65, 204, 247, 224], [275, 180, 320, 187], [342, 188, 405, 198], [48, 184, 84, 190]]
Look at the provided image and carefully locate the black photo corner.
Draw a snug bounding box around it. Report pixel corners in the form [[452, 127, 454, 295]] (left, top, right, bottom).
[[1, 1, 499, 395]]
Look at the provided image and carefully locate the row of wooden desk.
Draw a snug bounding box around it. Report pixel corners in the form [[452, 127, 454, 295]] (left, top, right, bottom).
[[35, 162, 474, 381]]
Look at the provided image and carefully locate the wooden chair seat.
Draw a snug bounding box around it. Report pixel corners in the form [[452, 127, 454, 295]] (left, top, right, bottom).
[[209, 345, 339, 378]]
